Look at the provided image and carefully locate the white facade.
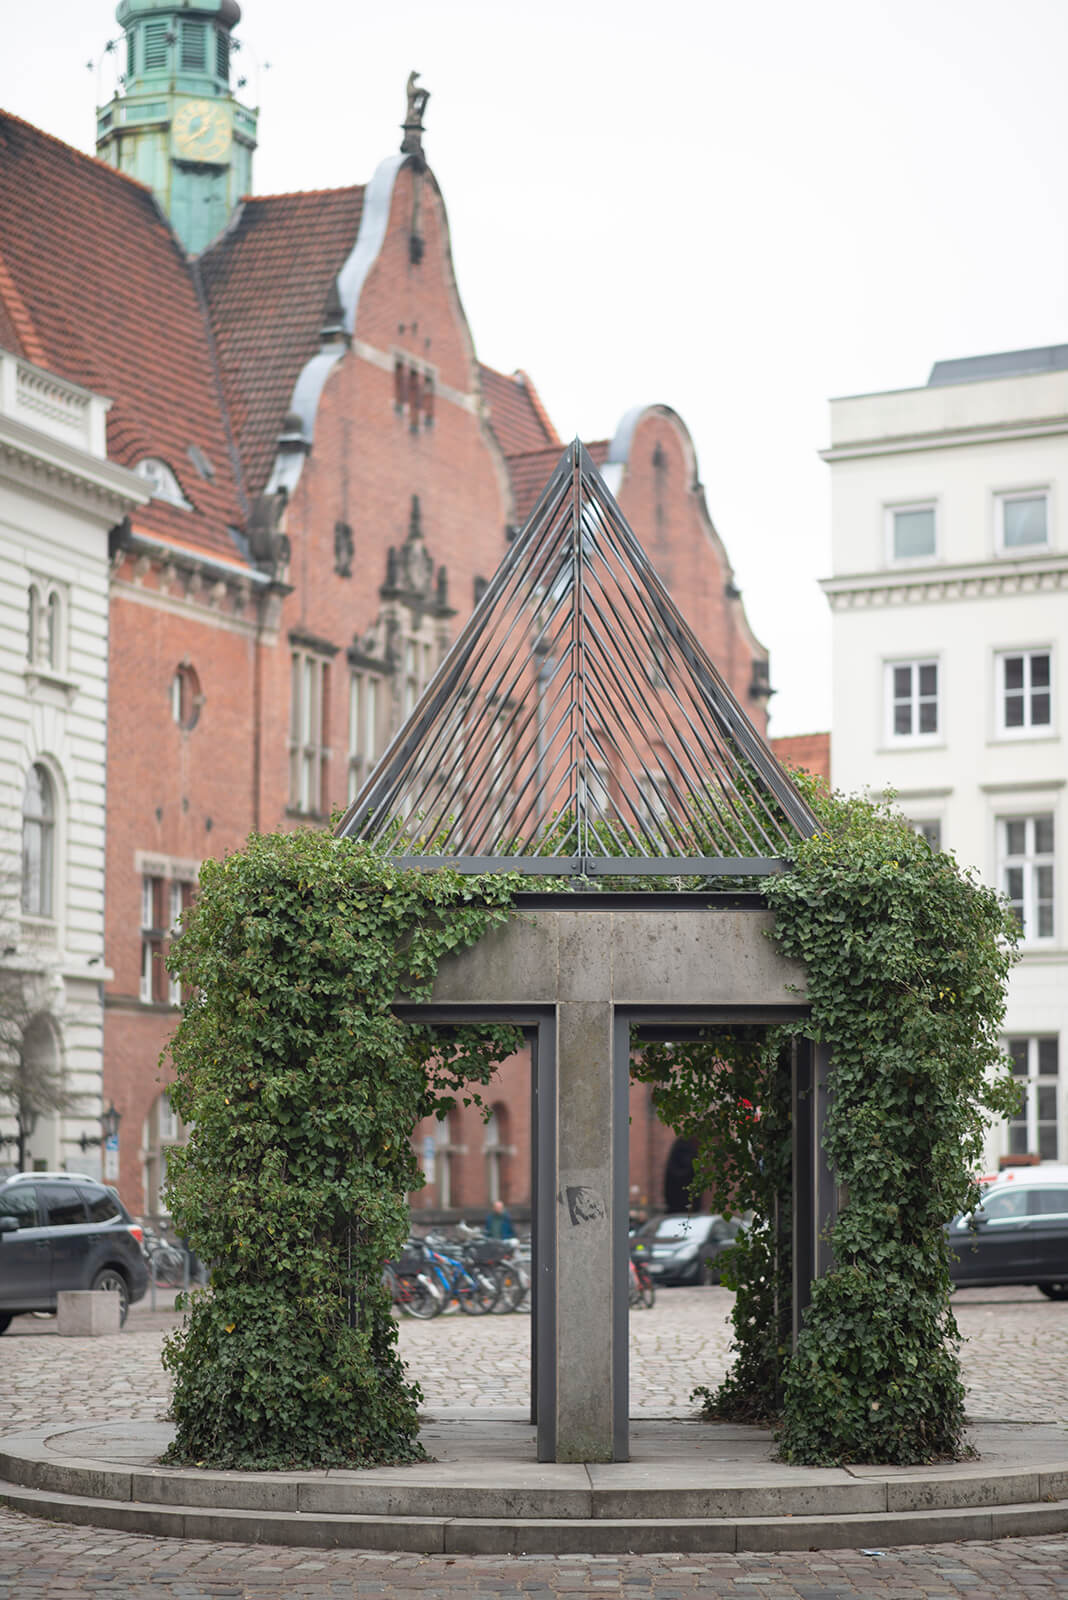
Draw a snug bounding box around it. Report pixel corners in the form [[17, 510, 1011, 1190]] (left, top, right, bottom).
[[822, 348, 1068, 1172], [0, 348, 145, 1177]]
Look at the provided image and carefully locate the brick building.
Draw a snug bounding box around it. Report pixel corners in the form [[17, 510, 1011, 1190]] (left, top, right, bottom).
[[1, 0, 779, 1220]]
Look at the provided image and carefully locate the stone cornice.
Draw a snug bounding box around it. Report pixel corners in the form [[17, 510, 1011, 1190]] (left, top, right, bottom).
[[821, 554, 1068, 610], [821, 415, 1068, 461], [0, 413, 148, 520]]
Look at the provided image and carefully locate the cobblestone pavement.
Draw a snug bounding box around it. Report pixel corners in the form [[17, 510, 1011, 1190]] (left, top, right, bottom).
[[0, 1284, 1066, 1595]]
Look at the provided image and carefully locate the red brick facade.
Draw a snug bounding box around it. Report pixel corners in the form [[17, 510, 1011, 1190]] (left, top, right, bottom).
[[0, 109, 781, 1221]]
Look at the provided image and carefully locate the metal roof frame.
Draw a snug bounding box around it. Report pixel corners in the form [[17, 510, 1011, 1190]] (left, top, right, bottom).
[[336, 441, 818, 875]]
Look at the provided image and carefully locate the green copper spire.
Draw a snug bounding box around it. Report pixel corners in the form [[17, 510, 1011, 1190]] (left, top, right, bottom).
[[95, 0, 258, 256]]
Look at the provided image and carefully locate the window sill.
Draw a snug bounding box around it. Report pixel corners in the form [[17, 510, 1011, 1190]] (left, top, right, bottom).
[[24, 664, 79, 702], [877, 740, 946, 754], [285, 807, 329, 823], [989, 730, 1058, 745]]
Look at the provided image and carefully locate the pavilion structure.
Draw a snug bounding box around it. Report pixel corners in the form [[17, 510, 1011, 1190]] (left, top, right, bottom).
[[337, 444, 833, 1464]]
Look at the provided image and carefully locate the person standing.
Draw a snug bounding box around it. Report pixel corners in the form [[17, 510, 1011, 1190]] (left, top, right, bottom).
[[485, 1198, 515, 1239]]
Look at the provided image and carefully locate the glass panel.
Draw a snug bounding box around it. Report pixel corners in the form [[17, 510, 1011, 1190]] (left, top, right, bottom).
[[893, 665, 912, 699], [83, 1189, 121, 1223], [1006, 820, 1026, 856], [1032, 692, 1051, 725], [1003, 495, 1047, 548], [893, 507, 936, 559], [983, 1187, 1028, 1219], [918, 701, 937, 734], [1035, 816, 1054, 854], [0, 1187, 37, 1224], [1008, 1121, 1029, 1154], [918, 663, 937, 697], [894, 703, 912, 736], [1037, 1084, 1057, 1120], [41, 1190, 88, 1228], [1031, 654, 1051, 688], [1005, 866, 1024, 902], [1039, 1124, 1059, 1159], [289, 655, 301, 740], [1008, 1039, 1029, 1074], [1004, 696, 1025, 728], [1038, 1038, 1059, 1075], [1004, 656, 1025, 691], [1033, 1188, 1068, 1215]]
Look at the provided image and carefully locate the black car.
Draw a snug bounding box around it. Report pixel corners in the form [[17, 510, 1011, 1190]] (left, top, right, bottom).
[[630, 1213, 745, 1286], [0, 1173, 149, 1330], [948, 1176, 1068, 1299]]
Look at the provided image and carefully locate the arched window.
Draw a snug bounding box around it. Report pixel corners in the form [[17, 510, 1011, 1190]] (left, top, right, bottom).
[[27, 583, 63, 671], [171, 662, 202, 730], [27, 585, 40, 662], [21, 765, 55, 917], [47, 592, 60, 669]]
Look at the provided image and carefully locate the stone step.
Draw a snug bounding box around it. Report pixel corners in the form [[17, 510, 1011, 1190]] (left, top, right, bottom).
[[2, 1476, 1068, 1554]]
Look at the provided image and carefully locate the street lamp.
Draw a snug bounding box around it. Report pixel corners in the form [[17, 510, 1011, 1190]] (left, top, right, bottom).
[[80, 1102, 122, 1153]]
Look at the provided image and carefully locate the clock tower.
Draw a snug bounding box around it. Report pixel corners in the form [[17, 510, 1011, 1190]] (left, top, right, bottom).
[[96, 0, 257, 256]]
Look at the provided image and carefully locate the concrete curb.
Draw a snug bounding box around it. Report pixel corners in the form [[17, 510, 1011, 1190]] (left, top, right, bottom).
[[2, 1417, 1067, 1554]]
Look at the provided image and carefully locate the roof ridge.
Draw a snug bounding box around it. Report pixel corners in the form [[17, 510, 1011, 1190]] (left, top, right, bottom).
[[243, 183, 367, 202], [0, 246, 46, 365]]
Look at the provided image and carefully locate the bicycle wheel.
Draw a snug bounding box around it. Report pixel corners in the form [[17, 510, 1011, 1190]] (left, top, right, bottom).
[[399, 1274, 441, 1319], [491, 1263, 521, 1312], [456, 1267, 498, 1314], [639, 1269, 655, 1310]]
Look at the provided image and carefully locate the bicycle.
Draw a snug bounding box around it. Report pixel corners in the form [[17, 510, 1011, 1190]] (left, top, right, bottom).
[[629, 1254, 655, 1309], [412, 1235, 500, 1314]]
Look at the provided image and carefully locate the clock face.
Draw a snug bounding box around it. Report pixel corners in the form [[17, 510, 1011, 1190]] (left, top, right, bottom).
[[172, 100, 232, 164]]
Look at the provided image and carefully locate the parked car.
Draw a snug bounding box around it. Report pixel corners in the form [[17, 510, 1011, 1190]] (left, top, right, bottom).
[[630, 1212, 745, 1286], [948, 1173, 1068, 1299], [0, 1172, 149, 1331]]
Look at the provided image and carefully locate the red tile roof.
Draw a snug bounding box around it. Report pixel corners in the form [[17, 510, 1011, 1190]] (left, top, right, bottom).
[[479, 364, 561, 456], [503, 439, 608, 525], [198, 186, 365, 499], [770, 732, 831, 785], [0, 112, 247, 564]]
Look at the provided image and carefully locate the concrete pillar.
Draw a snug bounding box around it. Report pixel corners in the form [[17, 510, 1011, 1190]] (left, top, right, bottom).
[[553, 998, 622, 1462]]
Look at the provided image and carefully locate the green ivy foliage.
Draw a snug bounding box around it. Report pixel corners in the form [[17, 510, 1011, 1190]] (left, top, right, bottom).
[[631, 1030, 792, 1422], [634, 780, 1018, 1464], [159, 830, 521, 1470], [769, 783, 1019, 1464]]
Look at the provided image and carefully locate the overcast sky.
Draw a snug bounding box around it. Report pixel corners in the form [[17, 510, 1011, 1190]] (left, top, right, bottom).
[[4, 0, 1067, 736]]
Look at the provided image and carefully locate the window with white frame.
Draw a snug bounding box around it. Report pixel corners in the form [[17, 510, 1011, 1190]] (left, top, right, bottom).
[[1006, 1037, 1060, 1160], [21, 765, 55, 918], [997, 490, 1048, 552], [140, 873, 194, 1004], [888, 502, 936, 562], [347, 670, 381, 805], [997, 650, 1052, 734], [289, 649, 330, 815], [402, 634, 434, 719], [999, 814, 1055, 940], [887, 659, 939, 740], [168, 881, 195, 1005]]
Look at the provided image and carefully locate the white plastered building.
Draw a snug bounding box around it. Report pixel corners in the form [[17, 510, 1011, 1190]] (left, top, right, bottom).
[[822, 345, 1068, 1172], [0, 349, 145, 1176]]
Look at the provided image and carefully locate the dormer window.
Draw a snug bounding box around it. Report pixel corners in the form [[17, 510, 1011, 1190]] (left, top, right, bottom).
[[135, 457, 192, 509]]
